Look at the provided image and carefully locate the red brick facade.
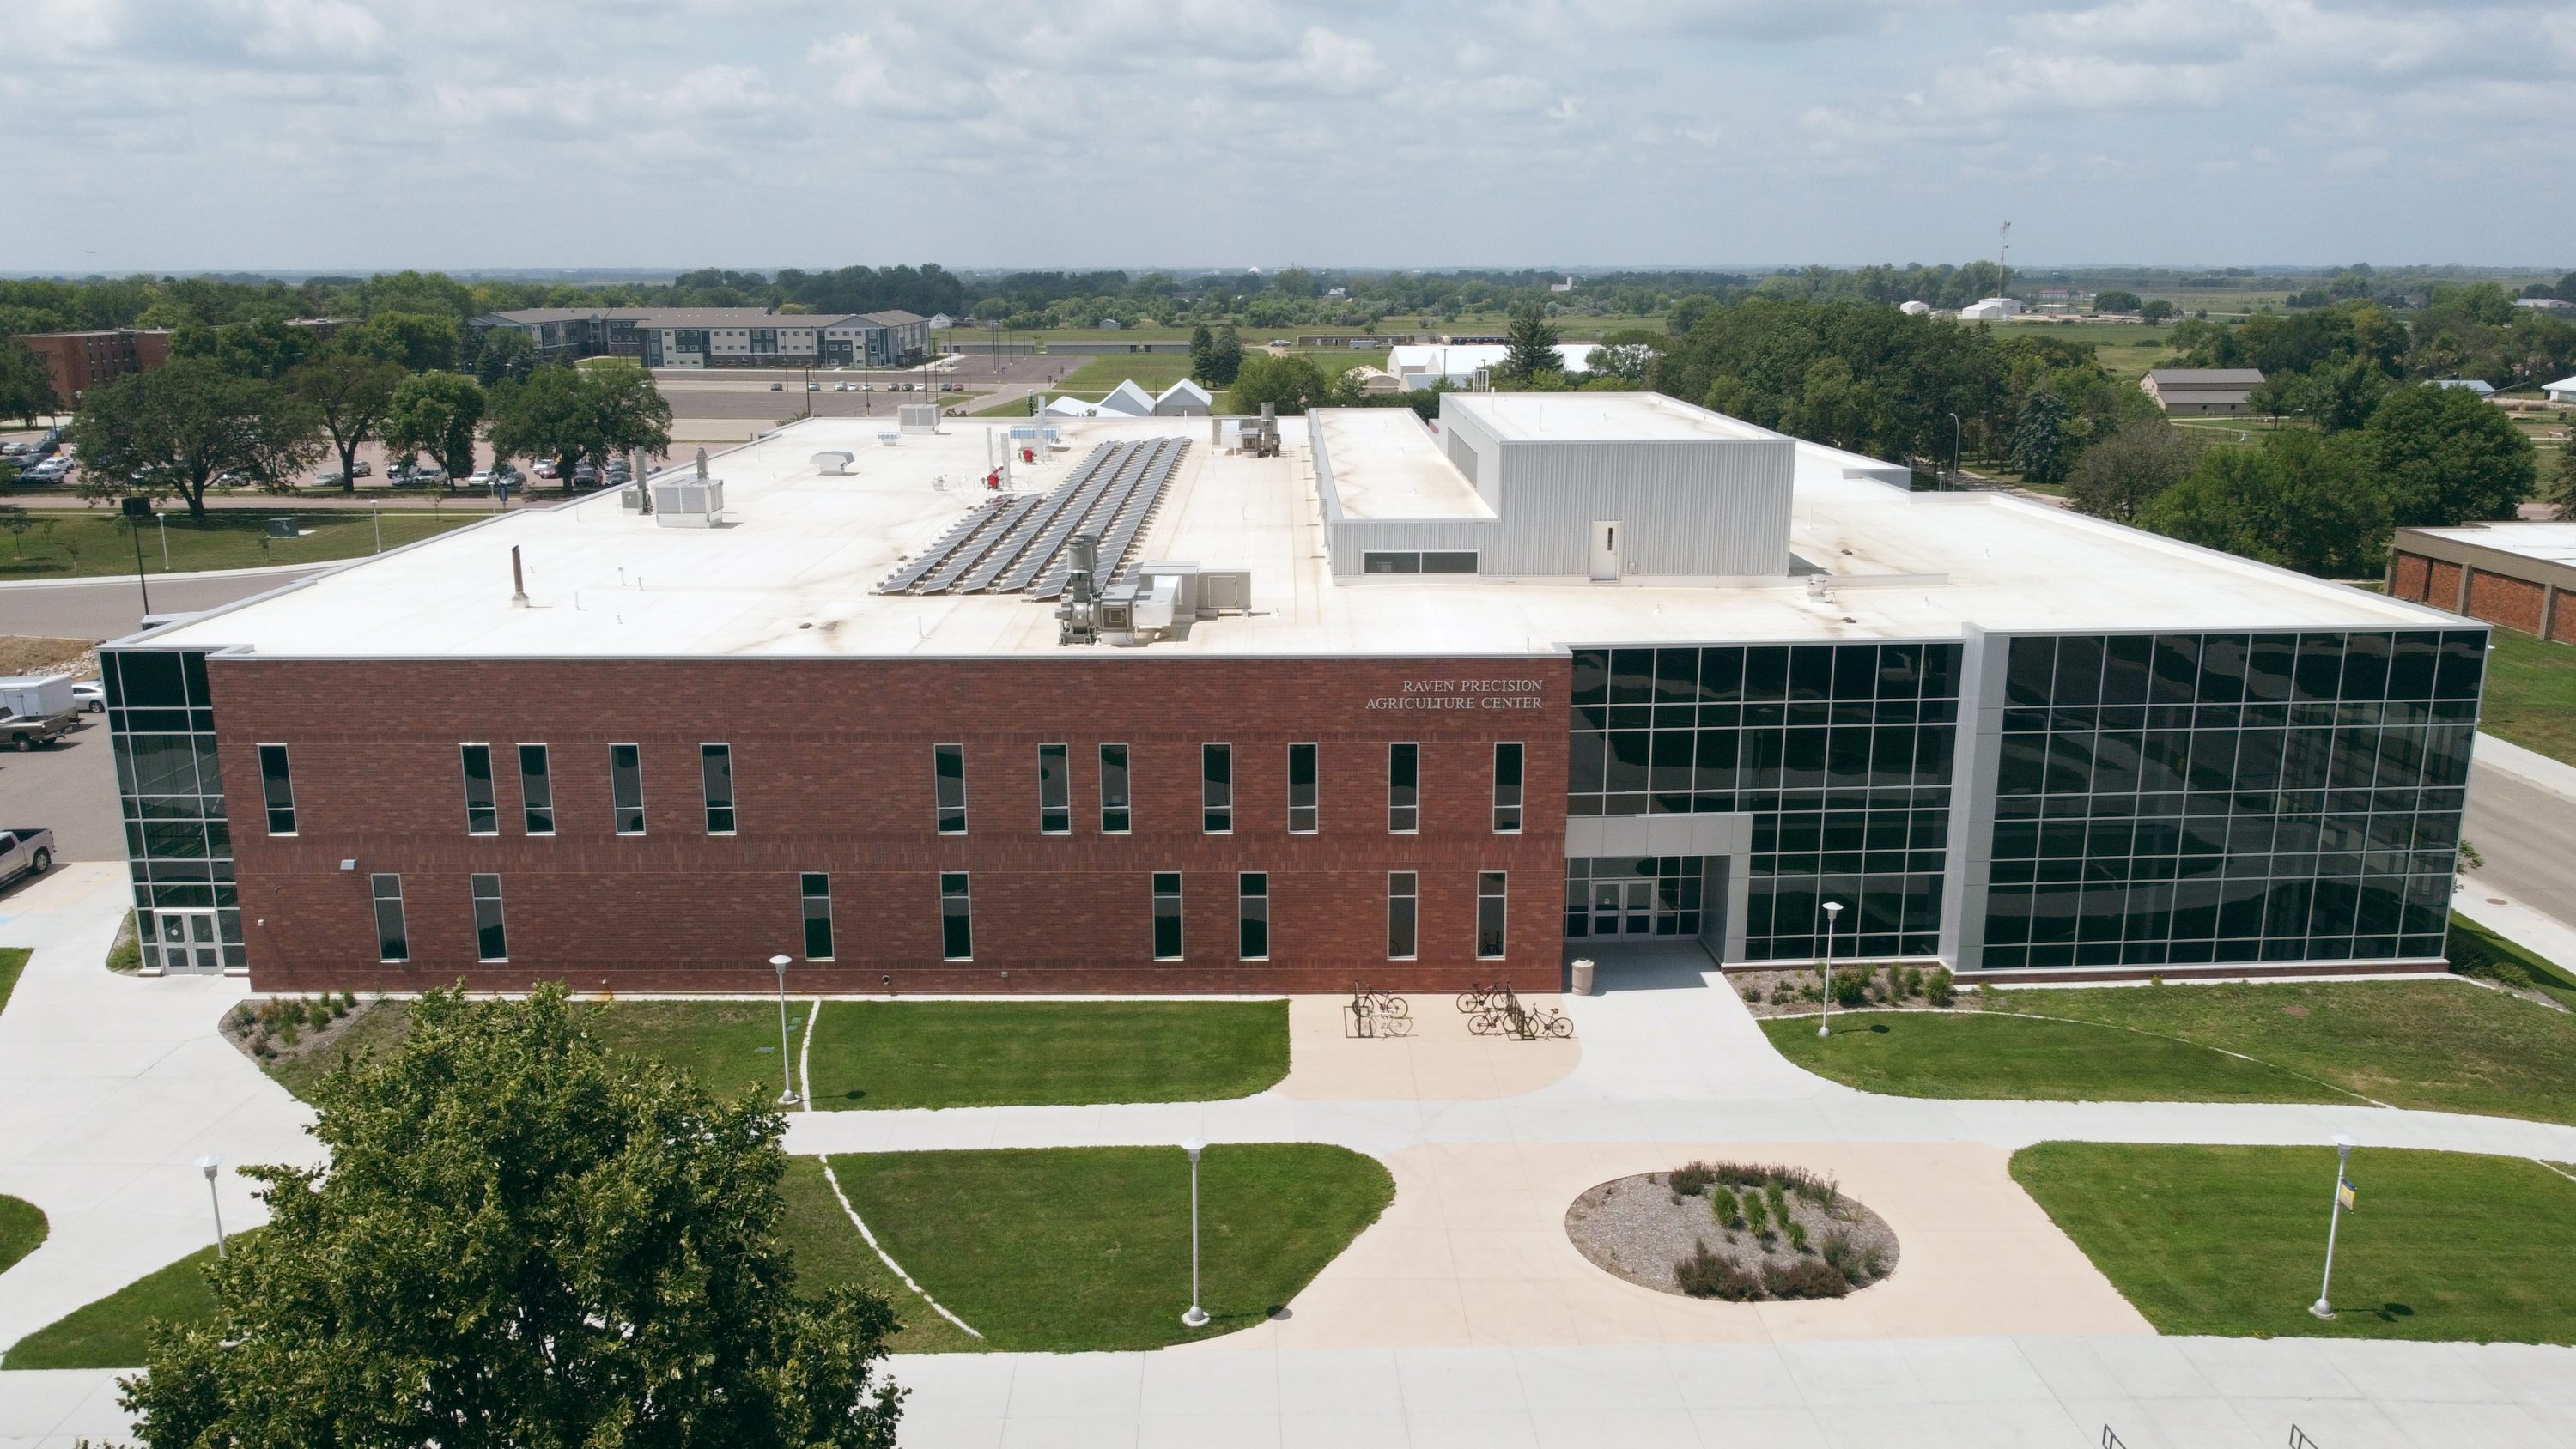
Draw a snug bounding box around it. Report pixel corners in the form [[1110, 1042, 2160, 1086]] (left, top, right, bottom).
[[2388, 552, 2432, 603], [2464, 569, 2547, 635], [16, 329, 170, 400], [214, 655, 1571, 996], [2427, 560, 2464, 609]]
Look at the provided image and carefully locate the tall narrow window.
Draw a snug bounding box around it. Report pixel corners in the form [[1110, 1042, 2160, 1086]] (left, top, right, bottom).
[[700, 743, 736, 834], [939, 872, 973, 961], [1153, 871, 1184, 960], [1288, 743, 1319, 834], [1492, 743, 1524, 834], [1239, 873, 1270, 961], [258, 743, 295, 835], [519, 743, 555, 834], [1388, 871, 1419, 960], [801, 872, 834, 961], [1038, 743, 1071, 834], [371, 873, 408, 963], [1202, 743, 1233, 834], [1477, 871, 1509, 960], [1388, 743, 1419, 834], [609, 743, 646, 834], [460, 744, 498, 834], [934, 743, 968, 834], [1099, 744, 1132, 834], [471, 873, 507, 961]]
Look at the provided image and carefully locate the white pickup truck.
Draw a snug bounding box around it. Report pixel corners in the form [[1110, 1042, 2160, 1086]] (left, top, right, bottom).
[[0, 828, 54, 887]]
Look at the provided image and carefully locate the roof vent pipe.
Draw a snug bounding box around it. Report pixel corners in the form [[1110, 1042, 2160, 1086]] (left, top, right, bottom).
[[510, 545, 529, 609]]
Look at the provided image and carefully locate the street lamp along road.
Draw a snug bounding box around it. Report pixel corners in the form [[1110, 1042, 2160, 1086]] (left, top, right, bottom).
[[1817, 900, 1844, 1039], [769, 954, 801, 1106], [1180, 1139, 1209, 1328], [2310, 1132, 2358, 1319], [196, 1153, 228, 1258]]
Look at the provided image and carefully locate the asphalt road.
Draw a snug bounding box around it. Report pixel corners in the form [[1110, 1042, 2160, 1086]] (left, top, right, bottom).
[[2463, 761, 2576, 922], [0, 567, 324, 640]]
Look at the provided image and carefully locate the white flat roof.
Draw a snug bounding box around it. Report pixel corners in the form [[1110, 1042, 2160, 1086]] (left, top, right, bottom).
[[1313, 409, 1492, 520], [1449, 391, 1772, 443], [140, 409, 2446, 663], [2411, 521, 2576, 567]]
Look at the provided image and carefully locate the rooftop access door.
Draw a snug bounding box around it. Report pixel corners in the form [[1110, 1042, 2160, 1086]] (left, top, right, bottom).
[[1589, 521, 1622, 581]]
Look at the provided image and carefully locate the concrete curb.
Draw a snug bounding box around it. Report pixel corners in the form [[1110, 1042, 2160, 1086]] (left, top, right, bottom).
[[2474, 731, 2576, 803], [0, 561, 331, 591]]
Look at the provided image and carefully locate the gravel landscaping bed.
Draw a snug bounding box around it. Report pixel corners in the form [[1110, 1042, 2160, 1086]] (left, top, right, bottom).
[[1565, 1162, 1899, 1300], [1730, 964, 1962, 1019]]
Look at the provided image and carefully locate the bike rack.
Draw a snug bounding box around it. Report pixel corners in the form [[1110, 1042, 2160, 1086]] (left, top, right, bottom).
[[1346, 981, 1413, 1039]]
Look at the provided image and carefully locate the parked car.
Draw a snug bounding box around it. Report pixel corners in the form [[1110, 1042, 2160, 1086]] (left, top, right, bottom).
[[769, 381, 784, 391], [350, 459, 373, 478], [22, 458, 71, 482], [535, 459, 559, 479], [465, 470, 498, 492], [71, 682, 104, 713], [573, 462, 599, 488], [2, 709, 75, 751], [0, 827, 54, 887]]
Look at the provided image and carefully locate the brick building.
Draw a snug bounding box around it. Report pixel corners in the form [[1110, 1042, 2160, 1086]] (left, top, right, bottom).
[[15, 327, 171, 400], [2387, 523, 2576, 645], [103, 394, 2485, 991]]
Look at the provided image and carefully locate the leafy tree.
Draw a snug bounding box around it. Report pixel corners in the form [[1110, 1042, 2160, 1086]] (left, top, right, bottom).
[[2064, 419, 2197, 522], [355, 311, 462, 373], [1498, 303, 1561, 383], [472, 326, 538, 386], [1188, 324, 1243, 388], [287, 347, 406, 493], [383, 371, 486, 482], [2137, 429, 2388, 576], [2363, 382, 2537, 527], [2092, 290, 2143, 315], [486, 361, 673, 477], [172, 318, 317, 381], [2006, 389, 2075, 483], [120, 985, 905, 1449], [66, 358, 323, 519], [2547, 443, 2576, 520], [1188, 324, 1215, 382], [2141, 299, 2179, 324], [1226, 354, 1329, 415], [0, 337, 60, 426]]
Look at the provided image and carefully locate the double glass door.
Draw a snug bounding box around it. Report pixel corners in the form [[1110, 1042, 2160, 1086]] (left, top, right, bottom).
[[1590, 880, 1659, 937], [153, 909, 223, 973]]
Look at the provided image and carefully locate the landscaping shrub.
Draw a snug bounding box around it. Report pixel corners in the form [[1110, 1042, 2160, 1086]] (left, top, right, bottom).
[[1767, 979, 1795, 1005], [1900, 966, 1924, 999], [1924, 966, 1956, 1008], [1817, 1228, 1887, 1288], [1712, 1185, 1743, 1230], [1786, 1219, 1809, 1253], [1674, 1240, 1763, 1300], [1743, 1190, 1770, 1238], [1762, 1255, 1852, 1300], [2448, 924, 2537, 989], [1669, 1161, 1716, 1197], [1831, 967, 1872, 1008], [1764, 1179, 1789, 1224]]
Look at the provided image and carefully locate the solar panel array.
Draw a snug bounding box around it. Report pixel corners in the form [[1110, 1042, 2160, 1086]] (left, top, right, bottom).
[[876, 437, 1189, 597]]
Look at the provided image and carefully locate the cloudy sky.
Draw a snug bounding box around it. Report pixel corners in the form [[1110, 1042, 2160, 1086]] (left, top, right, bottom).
[[3, 0, 2570, 273]]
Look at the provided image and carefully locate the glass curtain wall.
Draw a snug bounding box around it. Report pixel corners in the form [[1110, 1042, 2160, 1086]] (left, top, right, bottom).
[[101, 649, 242, 972], [1978, 629, 2480, 968], [1568, 643, 1961, 960]]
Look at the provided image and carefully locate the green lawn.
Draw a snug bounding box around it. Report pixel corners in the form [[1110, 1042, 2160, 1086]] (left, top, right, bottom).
[[0, 1194, 46, 1276], [2, 1242, 223, 1370], [1765, 975, 2576, 1125], [804, 999, 1289, 1109], [1763, 1011, 2338, 1104], [2478, 628, 2576, 767], [778, 1156, 981, 1353], [1052, 355, 1197, 393], [585, 998, 806, 1103], [829, 1143, 1392, 1350], [2449, 912, 2576, 1011], [0, 510, 481, 579], [2014, 1143, 2576, 1343], [0, 946, 26, 1017]]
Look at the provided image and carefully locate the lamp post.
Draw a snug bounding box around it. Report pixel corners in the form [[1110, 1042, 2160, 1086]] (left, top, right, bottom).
[[1947, 411, 1963, 486], [2310, 1132, 2357, 1319], [1180, 1138, 1209, 1328], [196, 1154, 228, 1258], [1817, 900, 1844, 1038], [769, 954, 800, 1106]]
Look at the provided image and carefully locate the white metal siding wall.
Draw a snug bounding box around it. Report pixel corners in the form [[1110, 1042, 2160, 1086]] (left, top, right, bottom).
[[1495, 438, 1792, 577], [1443, 409, 1502, 510]]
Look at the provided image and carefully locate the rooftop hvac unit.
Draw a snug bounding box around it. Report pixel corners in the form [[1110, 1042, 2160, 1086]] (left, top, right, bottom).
[[897, 404, 939, 433], [878, 429, 902, 446], [811, 451, 856, 475], [651, 476, 725, 527]]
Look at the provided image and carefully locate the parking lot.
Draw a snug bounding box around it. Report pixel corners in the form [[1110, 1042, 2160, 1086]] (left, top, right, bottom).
[[0, 711, 118, 867]]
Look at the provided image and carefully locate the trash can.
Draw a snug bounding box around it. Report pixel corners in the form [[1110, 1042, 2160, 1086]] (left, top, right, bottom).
[[1571, 958, 1597, 997]]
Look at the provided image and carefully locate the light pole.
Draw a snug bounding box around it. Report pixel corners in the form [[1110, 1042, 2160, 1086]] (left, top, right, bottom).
[[1947, 412, 1963, 487], [2310, 1133, 2357, 1319], [196, 1154, 228, 1258], [1180, 1138, 1209, 1328], [1817, 900, 1844, 1038], [157, 513, 169, 569], [769, 954, 800, 1106]]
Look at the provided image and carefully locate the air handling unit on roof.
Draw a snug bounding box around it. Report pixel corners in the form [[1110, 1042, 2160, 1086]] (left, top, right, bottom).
[[652, 448, 726, 527], [898, 403, 939, 433]]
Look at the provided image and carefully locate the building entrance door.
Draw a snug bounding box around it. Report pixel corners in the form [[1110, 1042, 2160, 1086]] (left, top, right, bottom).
[[154, 909, 224, 973], [1589, 521, 1622, 581]]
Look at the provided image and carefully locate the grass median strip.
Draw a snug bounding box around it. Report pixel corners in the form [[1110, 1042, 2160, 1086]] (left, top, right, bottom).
[[0, 1194, 46, 1276], [2012, 1143, 2576, 1343], [0, 947, 27, 1019], [826, 1143, 1393, 1351], [0, 509, 481, 579], [1763, 977, 2576, 1125], [2, 1242, 226, 1370], [804, 998, 1289, 1109]]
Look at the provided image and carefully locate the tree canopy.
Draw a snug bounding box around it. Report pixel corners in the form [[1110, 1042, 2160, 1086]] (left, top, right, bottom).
[[121, 985, 904, 1449], [486, 360, 674, 473], [1225, 354, 1330, 415], [2363, 381, 2536, 528], [64, 357, 322, 518], [1498, 304, 1561, 384], [383, 371, 486, 482], [0, 336, 58, 427], [2137, 429, 2388, 577], [287, 346, 405, 492]]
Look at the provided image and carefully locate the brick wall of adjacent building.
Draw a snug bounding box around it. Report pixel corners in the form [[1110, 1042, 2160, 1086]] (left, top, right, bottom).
[[2388, 552, 2432, 603], [15, 329, 171, 400], [2464, 569, 2548, 635], [2427, 560, 2464, 610], [213, 655, 1570, 996]]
